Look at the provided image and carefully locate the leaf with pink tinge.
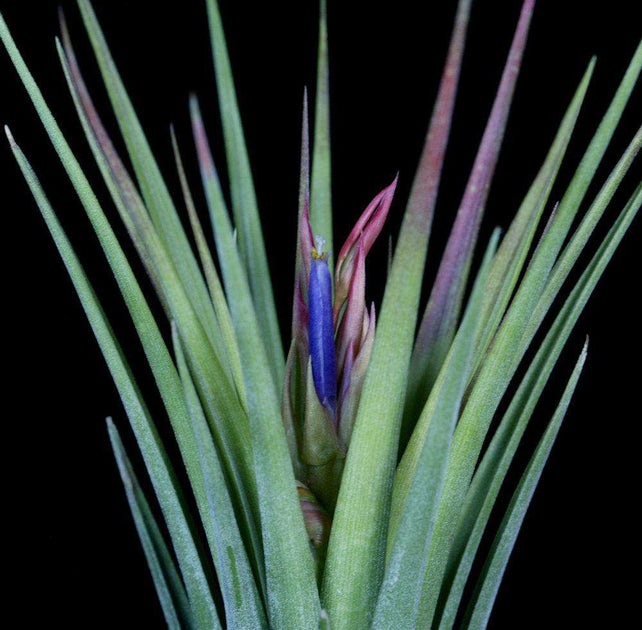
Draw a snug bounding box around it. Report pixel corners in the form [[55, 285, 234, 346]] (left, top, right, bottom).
[[338, 302, 376, 449], [336, 237, 366, 381], [410, 0, 535, 407], [334, 176, 398, 320], [465, 57, 597, 384], [288, 94, 315, 368], [294, 92, 315, 311], [170, 125, 246, 403], [296, 205, 315, 321], [59, 17, 165, 306], [190, 96, 278, 399], [282, 95, 317, 474]]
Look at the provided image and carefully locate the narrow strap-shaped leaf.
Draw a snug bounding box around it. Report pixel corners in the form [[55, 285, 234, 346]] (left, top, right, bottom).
[[390, 227, 502, 545], [531, 40, 642, 277], [394, 62, 594, 524], [170, 125, 247, 409], [190, 101, 321, 629], [416, 136, 639, 629], [463, 39, 640, 393], [107, 418, 195, 630], [462, 341, 588, 629], [172, 325, 268, 628], [512, 127, 641, 369], [52, 37, 263, 572], [57, 24, 230, 372], [205, 0, 284, 385], [190, 97, 280, 406], [5, 128, 220, 628], [311, 0, 333, 271], [321, 2, 471, 626], [372, 230, 498, 629], [397, 0, 472, 446], [497, 41, 641, 362], [294, 90, 312, 302], [521, 126, 642, 349], [56, 13, 168, 311], [409, 0, 535, 408], [281, 93, 312, 475], [436, 182, 641, 629], [74, 0, 222, 353], [472, 59, 595, 369]]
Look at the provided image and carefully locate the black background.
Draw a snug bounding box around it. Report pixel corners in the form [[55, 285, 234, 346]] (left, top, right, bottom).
[[2, 1, 640, 628]]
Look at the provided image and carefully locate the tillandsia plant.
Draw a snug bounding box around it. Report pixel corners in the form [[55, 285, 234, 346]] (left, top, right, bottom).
[[1, 0, 640, 627]]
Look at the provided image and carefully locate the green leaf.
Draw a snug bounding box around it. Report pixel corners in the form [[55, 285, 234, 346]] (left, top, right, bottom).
[[0, 16, 266, 618], [462, 341, 589, 629], [372, 230, 498, 629], [172, 325, 268, 628], [205, 0, 284, 385], [74, 0, 222, 355], [530, 41, 641, 279], [52, 34, 265, 579], [4, 126, 220, 628], [521, 125, 642, 351], [321, 2, 472, 626], [190, 97, 279, 406], [107, 418, 195, 630], [435, 184, 641, 629], [311, 0, 333, 272], [169, 125, 247, 410], [472, 57, 595, 371], [56, 26, 234, 378], [191, 92, 321, 630]]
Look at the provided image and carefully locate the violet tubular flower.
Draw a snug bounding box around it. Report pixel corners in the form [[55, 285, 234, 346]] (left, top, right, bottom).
[[308, 235, 338, 416]]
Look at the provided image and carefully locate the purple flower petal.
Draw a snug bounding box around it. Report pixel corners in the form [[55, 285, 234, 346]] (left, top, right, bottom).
[[309, 241, 338, 415]]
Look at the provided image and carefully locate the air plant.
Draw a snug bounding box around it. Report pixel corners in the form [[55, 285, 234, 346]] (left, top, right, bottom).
[[1, 0, 640, 628]]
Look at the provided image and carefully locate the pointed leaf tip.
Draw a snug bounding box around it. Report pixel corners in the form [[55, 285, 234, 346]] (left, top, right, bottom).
[[410, 0, 536, 403], [334, 176, 398, 319]]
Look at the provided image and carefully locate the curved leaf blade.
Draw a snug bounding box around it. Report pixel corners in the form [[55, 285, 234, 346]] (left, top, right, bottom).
[[172, 325, 268, 627], [436, 183, 641, 629], [372, 230, 498, 629], [5, 128, 220, 628], [462, 342, 588, 629], [74, 0, 222, 352], [107, 418, 195, 630], [204, 0, 284, 385]]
